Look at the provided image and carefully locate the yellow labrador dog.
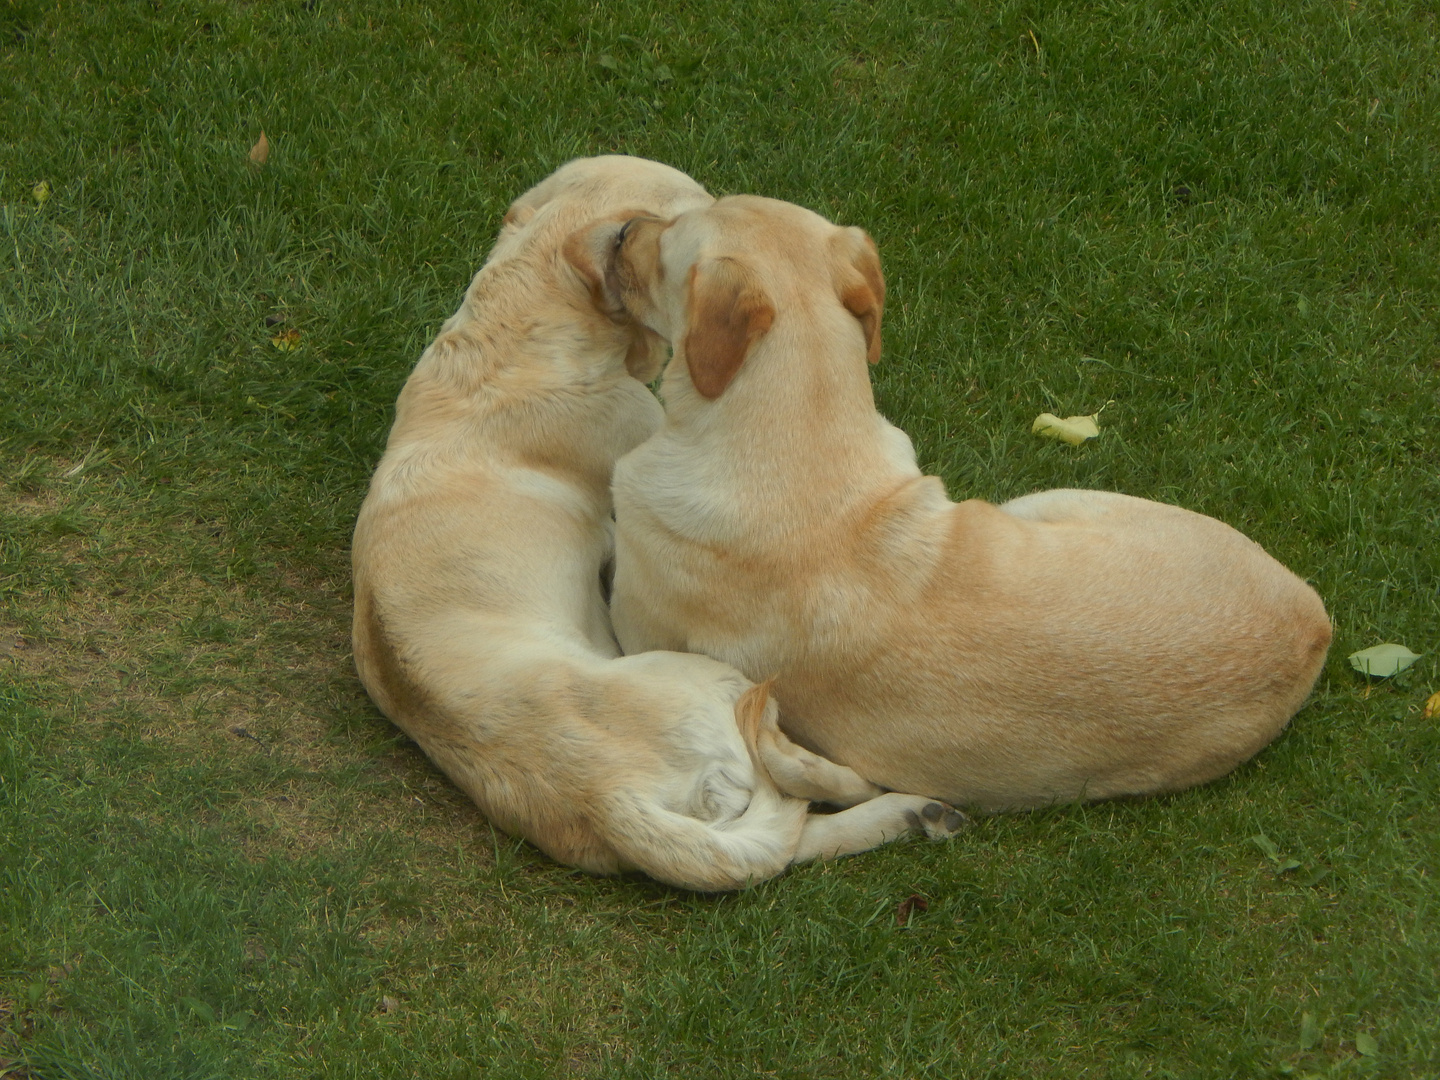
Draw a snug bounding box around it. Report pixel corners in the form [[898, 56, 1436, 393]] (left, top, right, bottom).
[[586, 194, 1332, 812], [352, 159, 964, 892]]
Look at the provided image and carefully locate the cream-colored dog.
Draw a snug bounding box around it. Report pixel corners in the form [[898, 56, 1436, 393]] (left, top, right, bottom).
[[588, 194, 1332, 812], [351, 159, 964, 891]]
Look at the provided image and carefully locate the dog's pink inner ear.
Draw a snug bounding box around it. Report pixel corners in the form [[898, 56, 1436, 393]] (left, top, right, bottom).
[[682, 259, 775, 399], [837, 229, 885, 364]]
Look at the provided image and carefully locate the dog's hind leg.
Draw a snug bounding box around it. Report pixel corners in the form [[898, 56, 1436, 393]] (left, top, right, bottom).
[[791, 794, 968, 863]]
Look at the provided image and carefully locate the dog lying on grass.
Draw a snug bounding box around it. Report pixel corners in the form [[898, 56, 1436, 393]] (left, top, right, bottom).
[[351, 158, 964, 891], [583, 193, 1332, 812]]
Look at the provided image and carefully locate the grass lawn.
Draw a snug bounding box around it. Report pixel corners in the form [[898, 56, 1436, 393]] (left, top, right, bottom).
[[2, 0, 1437, 1076]]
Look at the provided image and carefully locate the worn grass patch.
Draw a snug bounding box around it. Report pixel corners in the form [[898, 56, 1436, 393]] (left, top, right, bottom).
[[2, 0, 1437, 1077]]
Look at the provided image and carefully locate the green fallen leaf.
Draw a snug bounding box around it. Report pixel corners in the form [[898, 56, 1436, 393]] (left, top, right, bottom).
[[1032, 412, 1099, 446], [181, 996, 215, 1023], [1297, 866, 1331, 888], [1348, 643, 1421, 678], [32, 179, 50, 205], [1276, 857, 1302, 874], [1355, 1032, 1379, 1057], [1299, 1010, 1319, 1050], [1251, 833, 1281, 861]]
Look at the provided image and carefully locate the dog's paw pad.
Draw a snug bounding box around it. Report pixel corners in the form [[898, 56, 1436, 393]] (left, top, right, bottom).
[[916, 801, 968, 840]]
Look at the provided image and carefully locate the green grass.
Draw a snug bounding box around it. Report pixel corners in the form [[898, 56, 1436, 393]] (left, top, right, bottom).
[[2, 0, 1437, 1076]]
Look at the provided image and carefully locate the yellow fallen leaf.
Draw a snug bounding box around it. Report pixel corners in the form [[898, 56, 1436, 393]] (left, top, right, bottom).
[[270, 328, 301, 350], [1032, 412, 1100, 446], [32, 180, 50, 205], [1424, 691, 1440, 720], [249, 130, 270, 167]]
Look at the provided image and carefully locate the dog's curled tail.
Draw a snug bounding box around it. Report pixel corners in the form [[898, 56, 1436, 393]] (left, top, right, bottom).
[[734, 679, 776, 772], [599, 789, 807, 893], [737, 680, 888, 810], [597, 681, 811, 892]]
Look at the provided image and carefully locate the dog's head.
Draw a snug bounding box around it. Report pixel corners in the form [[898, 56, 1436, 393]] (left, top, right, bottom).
[[565, 195, 884, 399], [493, 156, 714, 380]]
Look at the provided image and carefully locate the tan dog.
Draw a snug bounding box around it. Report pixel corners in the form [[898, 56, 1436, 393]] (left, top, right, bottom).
[[351, 159, 964, 891], [587, 194, 1332, 812]]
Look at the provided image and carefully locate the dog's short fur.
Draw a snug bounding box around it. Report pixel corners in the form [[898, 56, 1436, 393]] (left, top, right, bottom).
[[586, 194, 1332, 811], [351, 160, 964, 891]]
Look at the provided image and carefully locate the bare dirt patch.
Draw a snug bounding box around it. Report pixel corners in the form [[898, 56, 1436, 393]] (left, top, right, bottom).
[[1, 466, 494, 870]]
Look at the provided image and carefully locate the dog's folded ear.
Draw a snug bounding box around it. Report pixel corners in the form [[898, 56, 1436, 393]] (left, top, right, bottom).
[[624, 324, 668, 383], [565, 215, 671, 380], [562, 218, 629, 315], [832, 227, 885, 364], [683, 258, 775, 399], [502, 200, 537, 229]]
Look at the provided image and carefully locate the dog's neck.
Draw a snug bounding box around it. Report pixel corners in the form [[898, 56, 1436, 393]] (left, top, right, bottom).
[[662, 305, 919, 507], [384, 256, 656, 503]]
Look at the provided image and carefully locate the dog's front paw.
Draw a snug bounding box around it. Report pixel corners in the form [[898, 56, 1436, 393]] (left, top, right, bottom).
[[903, 800, 969, 840]]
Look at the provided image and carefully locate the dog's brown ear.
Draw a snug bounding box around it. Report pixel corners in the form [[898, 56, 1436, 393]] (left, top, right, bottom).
[[561, 219, 622, 312], [682, 258, 775, 399], [502, 200, 536, 229], [624, 323, 668, 383], [833, 227, 885, 364]]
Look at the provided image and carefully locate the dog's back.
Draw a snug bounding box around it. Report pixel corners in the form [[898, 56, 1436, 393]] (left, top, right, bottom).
[[350, 157, 803, 888], [763, 488, 1330, 809]]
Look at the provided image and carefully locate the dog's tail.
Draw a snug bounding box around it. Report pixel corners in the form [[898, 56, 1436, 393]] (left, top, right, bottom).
[[737, 680, 887, 809], [733, 679, 775, 772], [598, 682, 810, 892]]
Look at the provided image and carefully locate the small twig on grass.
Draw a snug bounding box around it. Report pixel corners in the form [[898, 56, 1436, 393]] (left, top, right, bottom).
[[229, 724, 270, 752]]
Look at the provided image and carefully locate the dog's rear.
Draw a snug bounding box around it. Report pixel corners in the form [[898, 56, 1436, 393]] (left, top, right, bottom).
[[355, 624, 809, 889]]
